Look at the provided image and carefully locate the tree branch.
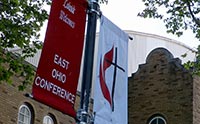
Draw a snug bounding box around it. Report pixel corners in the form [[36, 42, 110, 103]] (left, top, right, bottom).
[[186, 1, 200, 27]]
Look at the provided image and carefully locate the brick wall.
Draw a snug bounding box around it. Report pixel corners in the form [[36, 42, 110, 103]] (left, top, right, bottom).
[[128, 48, 193, 124], [1, 47, 200, 124], [193, 76, 200, 124], [0, 75, 78, 124]]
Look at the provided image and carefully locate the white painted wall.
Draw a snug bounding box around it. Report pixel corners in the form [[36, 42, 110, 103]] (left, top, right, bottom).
[[11, 30, 197, 96]]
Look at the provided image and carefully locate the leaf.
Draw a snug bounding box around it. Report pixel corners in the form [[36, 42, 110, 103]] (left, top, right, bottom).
[[181, 53, 187, 58], [0, 0, 50, 90], [139, 0, 200, 41]]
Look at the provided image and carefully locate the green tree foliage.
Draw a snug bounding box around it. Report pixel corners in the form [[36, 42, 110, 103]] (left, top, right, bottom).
[[139, 0, 200, 38], [182, 46, 200, 75], [100, 0, 108, 4], [139, 0, 200, 75], [0, 0, 50, 90]]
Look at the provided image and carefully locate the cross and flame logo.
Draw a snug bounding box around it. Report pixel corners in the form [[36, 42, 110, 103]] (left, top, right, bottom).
[[99, 45, 125, 112]]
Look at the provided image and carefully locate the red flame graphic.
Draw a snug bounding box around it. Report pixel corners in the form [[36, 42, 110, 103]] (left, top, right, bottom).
[[99, 46, 114, 107]]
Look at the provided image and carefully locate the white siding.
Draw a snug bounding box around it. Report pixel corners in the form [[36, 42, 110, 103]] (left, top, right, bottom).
[[10, 30, 197, 94], [126, 30, 196, 76]]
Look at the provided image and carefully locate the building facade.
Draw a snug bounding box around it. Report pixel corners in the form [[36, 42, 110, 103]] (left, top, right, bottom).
[[1, 47, 200, 124], [0, 75, 78, 124], [1, 31, 199, 124], [128, 48, 200, 124]]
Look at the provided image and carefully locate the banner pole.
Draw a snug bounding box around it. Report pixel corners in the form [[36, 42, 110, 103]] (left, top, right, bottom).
[[77, 0, 100, 123]]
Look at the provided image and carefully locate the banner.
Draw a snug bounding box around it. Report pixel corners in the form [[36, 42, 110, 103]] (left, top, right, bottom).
[[32, 0, 87, 117], [93, 15, 129, 124]]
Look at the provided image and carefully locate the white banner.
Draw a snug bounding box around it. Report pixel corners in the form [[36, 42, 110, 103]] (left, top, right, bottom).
[[93, 15, 128, 124]]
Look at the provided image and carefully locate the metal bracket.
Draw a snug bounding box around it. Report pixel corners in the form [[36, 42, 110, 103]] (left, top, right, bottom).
[[76, 109, 95, 124], [87, 1, 101, 17]]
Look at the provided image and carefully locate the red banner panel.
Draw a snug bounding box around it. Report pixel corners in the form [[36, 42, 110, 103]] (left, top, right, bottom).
[[32, 0, 87, 117]]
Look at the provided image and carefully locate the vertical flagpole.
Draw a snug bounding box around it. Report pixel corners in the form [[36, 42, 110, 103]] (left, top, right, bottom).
[[77, 0, 100, 123]]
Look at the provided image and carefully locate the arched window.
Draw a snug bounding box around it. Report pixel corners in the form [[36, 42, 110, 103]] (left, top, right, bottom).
[[18, 104, 32, 124], [43, 114, 57, 124], [148, 115, 166, 124]]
